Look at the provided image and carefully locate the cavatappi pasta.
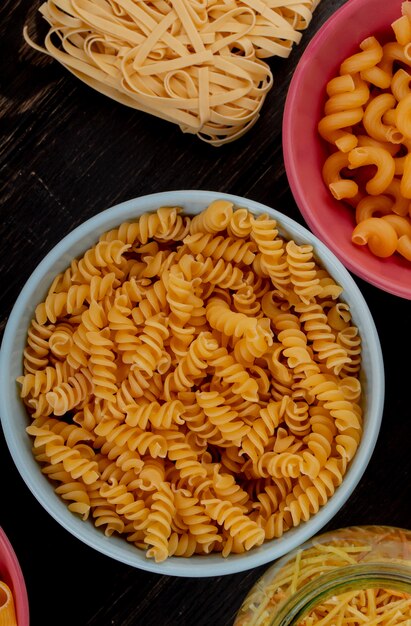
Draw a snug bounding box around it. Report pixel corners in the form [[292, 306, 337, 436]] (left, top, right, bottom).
[[0, 581, 17, 626], [319, 2, 411, 262], [235, 526, 411, 626], [23, 0, 321, 146], [18, 201, 363, 563]]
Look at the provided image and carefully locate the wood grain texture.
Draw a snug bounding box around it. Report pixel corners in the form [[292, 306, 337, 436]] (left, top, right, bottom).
[[1, 1, 410, 625]]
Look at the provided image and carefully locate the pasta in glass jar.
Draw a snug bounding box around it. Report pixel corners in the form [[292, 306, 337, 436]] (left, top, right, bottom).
[[234, 525, 411, 626]]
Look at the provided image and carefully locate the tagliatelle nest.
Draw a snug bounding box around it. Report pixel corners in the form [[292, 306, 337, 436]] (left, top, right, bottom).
[[24, 0, 321, 145]]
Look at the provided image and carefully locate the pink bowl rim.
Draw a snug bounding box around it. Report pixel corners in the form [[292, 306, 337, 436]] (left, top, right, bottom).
[[0, 527, 30, 625], [283, 0, 411, 300]]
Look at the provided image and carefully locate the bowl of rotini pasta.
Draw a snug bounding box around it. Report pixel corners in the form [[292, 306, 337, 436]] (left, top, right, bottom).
[[0, 190, 384, 576], [283, 0, 411, 299]]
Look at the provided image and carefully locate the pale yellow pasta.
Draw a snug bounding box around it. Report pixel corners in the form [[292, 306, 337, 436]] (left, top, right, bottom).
[[19, 201, 363, 562], [23, 0, 321, 146]]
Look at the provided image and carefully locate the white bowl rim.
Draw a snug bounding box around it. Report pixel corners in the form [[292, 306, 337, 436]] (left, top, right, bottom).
[[0, 190, 384, 576]]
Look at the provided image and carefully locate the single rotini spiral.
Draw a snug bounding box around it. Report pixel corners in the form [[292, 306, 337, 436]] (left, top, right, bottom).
[[283, 399, 311, 437], [337, 326, 362, 375], [99, 480, 150, 528], [163, 331, 218, 397], [210, 471, 250, 509], [240, 398, 289, 463], [296, 302, 352, 375], [95, 419, 168, 459], [54, 481, 91, 520], [87, 328, 118, 402], [183, 232, 257, 265], [92, 505, 125, 537], [206, 296, 257, 338], [300, 373, 362, 434], [189, 200, 233, 235], [131, 313, 170, 376], [202, 498, 265, 551], [45, 368, 93, 416], [232, 285, 262, 317], [174, 489, 221, 549], [196, 390, 250, 445], [166, 432, 208, 482], [131, 278, 170, 326], [286, 240, 323, 304], [209, 346, 259, 402], [23, 319, 54, 373], [136, 457, 166, 491], [125, 400, 184, 430], [18, 362, 74, 398], [144, 482, 176, 563], [98, 440, 145, 477], [107, 293, 140, 364], [66, 301, 107, 370], [75, 240, 131, 282], [49, 324, 75, 359], [197, 256, 245, 290], [115, 369, 161, 412], [44, 436, 100, 485], [227, 208, 253, 239]]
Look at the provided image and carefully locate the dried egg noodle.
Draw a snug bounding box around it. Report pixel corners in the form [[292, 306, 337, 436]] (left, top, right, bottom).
[[24, 0, 321, 144]]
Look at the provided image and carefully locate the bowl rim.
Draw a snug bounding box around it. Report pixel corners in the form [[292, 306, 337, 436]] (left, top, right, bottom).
[[0, 527, 30, 625], [282, 0, 411, 300], [0, 190, 385, 576]]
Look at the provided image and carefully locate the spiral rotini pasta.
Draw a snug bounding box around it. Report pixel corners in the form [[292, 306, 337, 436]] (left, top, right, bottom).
[[19, 201, 362, 562]]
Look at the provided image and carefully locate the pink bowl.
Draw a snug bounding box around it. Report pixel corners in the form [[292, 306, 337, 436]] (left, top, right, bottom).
[[283, 0, 411, 299], [0, 528, 30, 626]]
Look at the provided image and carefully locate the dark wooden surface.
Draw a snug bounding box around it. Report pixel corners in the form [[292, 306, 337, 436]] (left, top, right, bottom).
[[1, 1, 410, 625]]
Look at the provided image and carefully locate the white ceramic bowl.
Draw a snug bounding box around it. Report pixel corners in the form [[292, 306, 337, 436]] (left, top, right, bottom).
[[0, 191, 384, 576]]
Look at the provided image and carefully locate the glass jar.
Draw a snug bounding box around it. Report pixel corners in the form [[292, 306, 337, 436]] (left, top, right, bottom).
[[234, 526, 411, 626]]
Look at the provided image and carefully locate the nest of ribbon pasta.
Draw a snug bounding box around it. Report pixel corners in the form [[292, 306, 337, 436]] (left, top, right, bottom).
[[24, 0, 321, 145]]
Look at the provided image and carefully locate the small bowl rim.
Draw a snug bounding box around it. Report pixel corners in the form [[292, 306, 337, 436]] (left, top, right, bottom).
[[282, 0, 411, 300], [0, 190, 385, 576]]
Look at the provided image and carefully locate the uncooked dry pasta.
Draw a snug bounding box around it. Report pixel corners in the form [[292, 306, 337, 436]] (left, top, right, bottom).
[[0, 581, 17, 626], [18, 200, 363, 562], [234, 526, 411, 626], [23, 0, 321, 145], [319, 2, 411, 262]]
